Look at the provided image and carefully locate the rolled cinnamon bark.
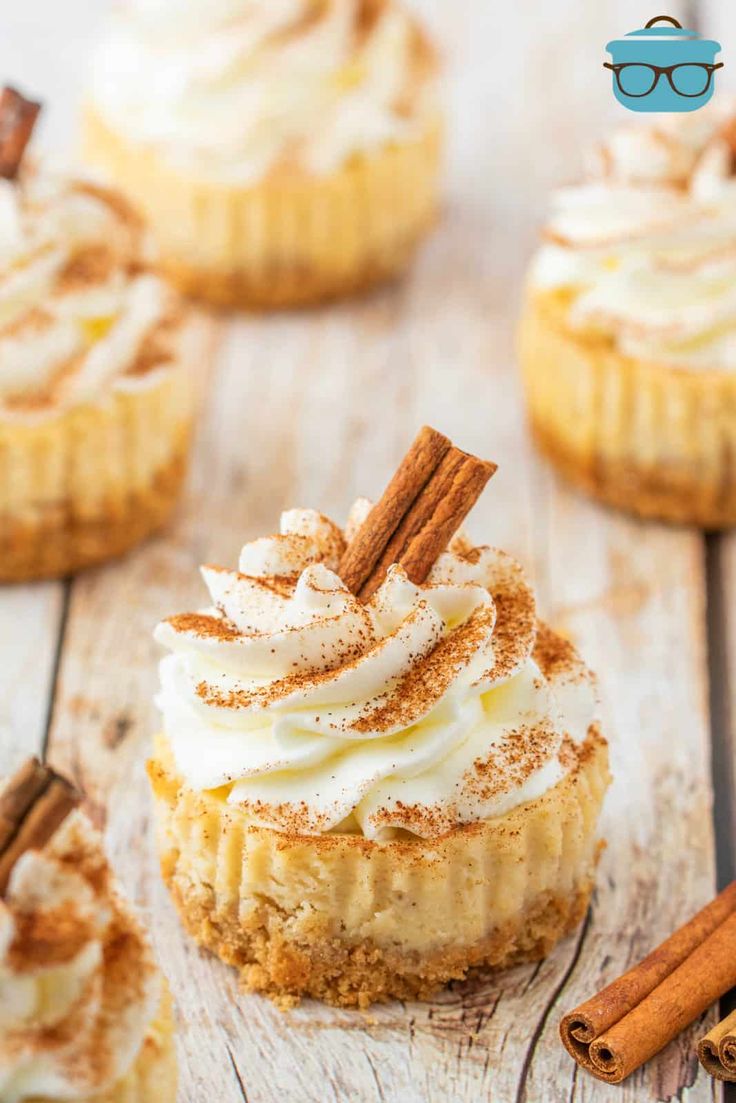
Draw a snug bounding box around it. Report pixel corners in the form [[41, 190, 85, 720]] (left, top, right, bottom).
[[338, 425, 496, 599], [561, 882, 736, 1084], [0, 757, 80, 895], [0, 86, 41, 180], [339, 425, 451, 595], [697, 1007, 736, 1082]]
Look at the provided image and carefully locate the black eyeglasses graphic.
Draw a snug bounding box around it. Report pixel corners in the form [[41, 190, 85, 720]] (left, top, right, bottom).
[[604, 61, 723, 98]]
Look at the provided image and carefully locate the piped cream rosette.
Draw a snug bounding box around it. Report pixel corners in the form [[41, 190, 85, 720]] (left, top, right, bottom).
[[0, 169, 198, 580], [150, 504, 609, 1006], [0, 811, 176, 1103]]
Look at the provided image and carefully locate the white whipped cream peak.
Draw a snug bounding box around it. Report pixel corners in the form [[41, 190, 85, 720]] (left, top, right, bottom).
[[89, 0, 437, 182], [530, 98, 736, 371], [0, 169, 179, 417], [155, 505, 598, 840], [0, 811, 160, 1103]]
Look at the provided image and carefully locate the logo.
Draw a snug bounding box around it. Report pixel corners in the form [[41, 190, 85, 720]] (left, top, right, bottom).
[[605, 15, 722, 113]]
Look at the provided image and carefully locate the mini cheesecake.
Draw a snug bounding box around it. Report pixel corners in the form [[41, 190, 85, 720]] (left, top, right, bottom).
[[84, 0, 441, 308], [0, 759, 177, 1102], [0, 87, 199, 581], [519, 101, 736, 528], [149, 428, 610, 1006]]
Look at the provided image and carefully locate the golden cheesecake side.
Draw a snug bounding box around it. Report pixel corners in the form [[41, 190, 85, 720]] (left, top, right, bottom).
[[519, 288, 736, 529], [84, 109, 442, 310], [148, 616, 610, 1009]]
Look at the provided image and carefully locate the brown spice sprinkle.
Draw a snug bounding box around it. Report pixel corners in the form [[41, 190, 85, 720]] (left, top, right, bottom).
[[169, 510, 597, 839], [0, 176, 179, 411], [352, 604, 494, 734], [126, 313, 180, 378], [534, 621, 584, 682], [480, 556, 536, 682], [0, 304, 52, 340], [368, 718, 560, 837], [8, 906, 95, 970], [2, 350, 86, 412], [56, 245, 117, 293], [71, 179, 145, 239], [195, 601, 430, 721], [1, 811, 159, 1089], [168, 612, 242, 641]]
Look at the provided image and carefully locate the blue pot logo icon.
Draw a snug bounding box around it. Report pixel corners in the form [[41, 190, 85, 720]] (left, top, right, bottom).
[[605, 15, 722, 113]]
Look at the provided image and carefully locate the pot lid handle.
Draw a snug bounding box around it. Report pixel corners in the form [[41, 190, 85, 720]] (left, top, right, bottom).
[[644, 15, 683, 28]]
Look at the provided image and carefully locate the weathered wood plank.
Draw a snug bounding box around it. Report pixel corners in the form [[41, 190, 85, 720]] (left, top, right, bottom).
[[705, 536, 736, 875], [0, 582, 66, 772], [21, 0, 721, 1101], [520, 480, 716, 1103]]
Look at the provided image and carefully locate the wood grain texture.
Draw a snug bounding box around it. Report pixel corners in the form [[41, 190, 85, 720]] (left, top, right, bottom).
[[0, 1, 727, 1101], [0, 581, 66, 769]]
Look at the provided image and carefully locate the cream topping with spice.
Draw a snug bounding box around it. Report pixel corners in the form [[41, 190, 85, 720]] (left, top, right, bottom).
[[155, 504, 598, 839], [0, 170, 179, 416], [0, 811, 160, 1102], [529, 99, 736, 371], [89, 0, 437, 182]]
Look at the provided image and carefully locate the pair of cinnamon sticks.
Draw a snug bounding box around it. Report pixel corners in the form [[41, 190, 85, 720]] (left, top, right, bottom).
[[561, 880, 736, 1084], [0, 757, 80, 895]]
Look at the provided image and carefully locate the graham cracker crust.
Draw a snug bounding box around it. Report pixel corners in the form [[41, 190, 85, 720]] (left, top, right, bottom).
[[0, 449, 188, 582], [83, 107, 442, 312], [531, 418, 736, 530], [165, 869, 594, 1009], [519, 289, 736, 529], [162, 220, 436, 311]]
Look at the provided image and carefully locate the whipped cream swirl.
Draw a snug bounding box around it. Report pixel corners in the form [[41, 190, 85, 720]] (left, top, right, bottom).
[[0, 170, 180, 416], [0, 811, 160, 1102], [156, 504, 597, 840], [90, 0, 437, 182], [529, 99, 736, 371]]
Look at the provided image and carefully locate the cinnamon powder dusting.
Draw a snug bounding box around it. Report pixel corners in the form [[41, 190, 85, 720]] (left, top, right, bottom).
[[160, 506, 599, 841], [1, 172, 179, 413], [0, 812, 159, 1091]]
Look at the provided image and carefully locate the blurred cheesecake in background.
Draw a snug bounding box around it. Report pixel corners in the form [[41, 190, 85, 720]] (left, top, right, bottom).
[[0, 87, 200, 582], [84, 0, 441, 309], [519, 100, 736, 529], [0, 759, 177, 1103]]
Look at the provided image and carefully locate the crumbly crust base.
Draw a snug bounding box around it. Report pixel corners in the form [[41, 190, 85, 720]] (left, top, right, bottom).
[[529, 419, 734, 528], [31, 990, 177, 1103], [167, 872, 594, 1009], [519, 289, 736, 529], [0, 447, 188, 582], [0, 336, 196, 581], [83, 109, 442, 310], [161, 244, 434, 310], [149, 728, 609, 1007]]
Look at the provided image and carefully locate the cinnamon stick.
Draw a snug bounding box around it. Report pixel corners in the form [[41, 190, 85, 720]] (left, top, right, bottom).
[[697, 1008, 736, 1082], [719, 117, 736, 174], [338, 426, 496, 600], [0, 757, 80, 895], [0, 86, 41, 180], [561, 881, 736, 1083]]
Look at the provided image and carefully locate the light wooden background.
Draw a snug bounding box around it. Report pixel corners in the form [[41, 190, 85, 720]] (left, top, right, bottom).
[[2, 2, 736, 1101]]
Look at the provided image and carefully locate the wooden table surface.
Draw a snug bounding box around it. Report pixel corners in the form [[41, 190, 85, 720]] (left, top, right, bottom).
[[2, 2, 736, 1101]]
